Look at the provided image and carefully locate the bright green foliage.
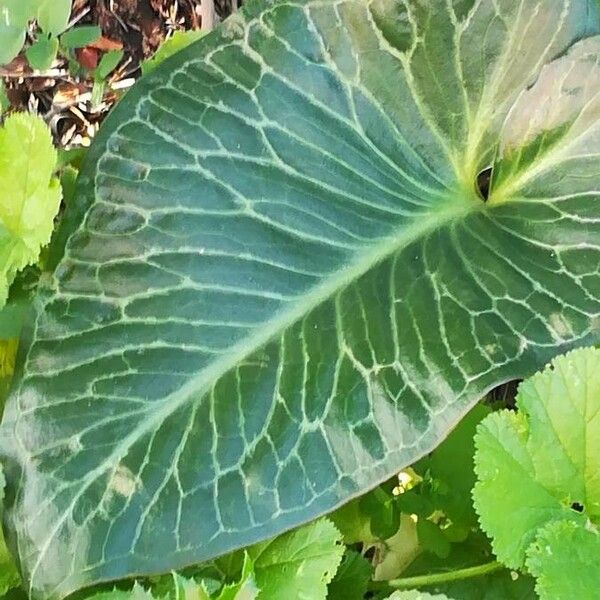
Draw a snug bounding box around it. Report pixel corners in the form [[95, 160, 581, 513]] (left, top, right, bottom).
[[142, 30, 205, 75], [3, 1, 600, 597], [327, 550, 371, 600], [0, 0, 71, 67], [133, 519, 341, 600], [95, 50, 124, 79], [0, 466, 20, 595], [526, 520, 600, 600], [149, 572, 220, 600], [60, 25, 102, 50], [0, 81, 9, 113], [0, 21, 24, 65], [213, 555, 258, 600], [171, 574, 212, 600], [84, 583, 157, 600], [91, 50, 124, 107], [168, 554, 258, 600], [473, 347, 600, 568], [0, 540, 20, 597], [35, 0, 71, 36], [25, 35, 59, 70], [0, 112, 61, 307], [246, 518, 343, 600]]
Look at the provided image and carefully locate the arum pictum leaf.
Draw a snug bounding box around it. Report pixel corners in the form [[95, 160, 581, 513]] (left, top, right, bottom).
[[2, 0, 600, 597]]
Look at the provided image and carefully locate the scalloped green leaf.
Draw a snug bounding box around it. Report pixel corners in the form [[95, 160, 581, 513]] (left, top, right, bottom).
[[245, 517, 343, 600], [526, 520, 600, 600], [2, 1, 600, 597], [473, 347, 600, 568], [0, 112, 61, 307]]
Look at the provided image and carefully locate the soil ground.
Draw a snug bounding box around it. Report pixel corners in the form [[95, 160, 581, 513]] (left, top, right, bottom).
[[1, 0, 240, 149]]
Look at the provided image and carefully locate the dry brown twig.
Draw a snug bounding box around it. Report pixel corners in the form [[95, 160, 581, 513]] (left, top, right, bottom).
[[200, 0, 216, 31]]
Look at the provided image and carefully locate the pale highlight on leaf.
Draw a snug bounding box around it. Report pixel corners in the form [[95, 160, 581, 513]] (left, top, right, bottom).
[[493, 37, 600, 200]]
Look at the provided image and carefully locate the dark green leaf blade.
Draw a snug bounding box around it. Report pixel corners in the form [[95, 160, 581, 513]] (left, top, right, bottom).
[[327, 550, 371, 600], [2, 1, 600, 597]]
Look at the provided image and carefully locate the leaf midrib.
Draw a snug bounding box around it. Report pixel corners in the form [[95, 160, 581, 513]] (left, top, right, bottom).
[[28, 192, 478, 589], [130, 197, 477, 421]]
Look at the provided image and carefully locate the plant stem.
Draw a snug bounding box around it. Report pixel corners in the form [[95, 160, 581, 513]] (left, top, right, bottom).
[[381, 561, 503, 590]]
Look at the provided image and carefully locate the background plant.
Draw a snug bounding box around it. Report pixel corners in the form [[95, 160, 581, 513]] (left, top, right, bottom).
[[1, 0, 83, 69]]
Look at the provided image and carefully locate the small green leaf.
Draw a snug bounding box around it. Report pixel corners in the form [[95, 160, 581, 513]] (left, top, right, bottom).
[[142, 29, 205, 75], [2, 0, 37, 27], [360, 487, 401, 540], [36, 0, 71, 36], [57, 147, 87, 171], [95, 49, 124, 79], [526, 520, 600, 600], [0, 0, 37, 64], [60, 164, 79, 207], [0, 23, 25, 65], [25, 35, 58, 70], [0, 112, 61, 307], [247, 518, 344, 600], [331, 498, 376, 547], [215, 554, 258, 600], [0, 536, 20, 596], [149, 571, 219, 600], [327, 550, 372, 600], [60, 25, 102, 49], [421, 404, 490, 527], [0, 80, 9, 113], [385, 592, 452, 600], [416, 520, 451, 560], [0, 302, 27, 339], [473, 347, 600, 568], [91, 78, 106, 107], [171, 573, 211, 600], [84, 583, 157, 600], [0, 465, 21, 595], [0, 266, 40, 342]]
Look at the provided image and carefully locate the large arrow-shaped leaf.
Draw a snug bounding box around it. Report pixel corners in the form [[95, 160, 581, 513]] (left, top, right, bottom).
[[2, 0, 600, 597]]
